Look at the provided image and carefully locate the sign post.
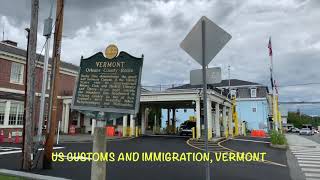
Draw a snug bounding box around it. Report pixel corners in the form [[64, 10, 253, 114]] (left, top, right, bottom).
[[72, 45, 143, 180], [180, 16, 231, 180]]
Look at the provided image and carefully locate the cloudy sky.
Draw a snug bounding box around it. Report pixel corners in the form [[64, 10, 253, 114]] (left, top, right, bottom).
[[1, 0, 319, 114]]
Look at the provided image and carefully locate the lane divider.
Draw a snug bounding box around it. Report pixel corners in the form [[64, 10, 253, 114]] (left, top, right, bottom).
[[186, 138, 287, 167]]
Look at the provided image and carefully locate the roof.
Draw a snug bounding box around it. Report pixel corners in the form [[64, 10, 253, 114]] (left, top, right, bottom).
[[171, 79, 262, 89], [0, 42, 79, 71]]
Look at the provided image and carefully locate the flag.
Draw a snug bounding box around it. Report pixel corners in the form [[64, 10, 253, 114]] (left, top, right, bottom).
[[268, 37, 272, 57]]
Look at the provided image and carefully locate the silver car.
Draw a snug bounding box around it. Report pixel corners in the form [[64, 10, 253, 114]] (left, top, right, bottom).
[[299, 128, 312, 135]]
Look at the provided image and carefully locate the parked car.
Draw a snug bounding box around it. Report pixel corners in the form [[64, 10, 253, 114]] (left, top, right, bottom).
[[179, 121, 196, 136], [299, 128, 313, 136], [288, 127, 300, 133], [314, 129, 319, 134]]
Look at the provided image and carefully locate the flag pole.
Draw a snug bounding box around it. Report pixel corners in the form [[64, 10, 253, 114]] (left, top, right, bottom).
[[269, 37, 278, 131]]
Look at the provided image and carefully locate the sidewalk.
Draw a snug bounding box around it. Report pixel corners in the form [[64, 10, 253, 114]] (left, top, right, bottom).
[[286, 134, 320, 180], [286, 133, 320, 148]]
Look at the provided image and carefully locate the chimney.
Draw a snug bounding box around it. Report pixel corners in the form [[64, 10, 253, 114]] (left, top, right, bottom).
[[1, 40, 18, 47]]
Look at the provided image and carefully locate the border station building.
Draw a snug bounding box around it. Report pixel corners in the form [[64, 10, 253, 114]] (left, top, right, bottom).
[[172, 79, 270, 131]]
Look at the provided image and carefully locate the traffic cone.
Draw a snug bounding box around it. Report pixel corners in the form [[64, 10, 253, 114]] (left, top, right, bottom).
[[8, 131, 12, 143], [14, 130, 19, 144], [0, 130, 4, 143]]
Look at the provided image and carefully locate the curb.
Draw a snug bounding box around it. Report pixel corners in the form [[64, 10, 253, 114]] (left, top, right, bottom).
[[270, 143, 288, 149], [0, 169, 70, 180]]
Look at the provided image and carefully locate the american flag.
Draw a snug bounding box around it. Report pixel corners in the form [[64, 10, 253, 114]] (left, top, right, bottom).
[[268, 37, 272, 56]]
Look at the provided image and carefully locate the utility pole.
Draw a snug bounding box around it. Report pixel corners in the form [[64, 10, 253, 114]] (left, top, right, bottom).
[[22, 0, 39, 171], [43, 0, 64, 169], [21, 28, 30, 170]]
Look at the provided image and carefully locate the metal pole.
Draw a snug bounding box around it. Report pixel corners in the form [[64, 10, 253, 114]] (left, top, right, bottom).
[[91, 112, 106, 180], [56, 121, 60, 145], [37, 36, 51, 142], [23, 0, 39, 171], [202, 19, 210, 180]]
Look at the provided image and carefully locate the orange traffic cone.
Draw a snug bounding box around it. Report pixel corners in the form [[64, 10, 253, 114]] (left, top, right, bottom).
[[8, 131, 12, 143], [14, 130, 19, 144], [0, 130, 4, 143]]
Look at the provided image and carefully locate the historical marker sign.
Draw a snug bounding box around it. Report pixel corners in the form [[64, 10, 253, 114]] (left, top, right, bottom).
[[71, 48, 143, 115]]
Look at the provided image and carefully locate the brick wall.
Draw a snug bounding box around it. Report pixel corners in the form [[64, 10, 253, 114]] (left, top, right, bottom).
[[0, 58, 77, 95]]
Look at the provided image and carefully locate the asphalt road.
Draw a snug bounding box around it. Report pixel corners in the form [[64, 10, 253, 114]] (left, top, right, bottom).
[[303, 133, 320, 144], [0, 136, 291, 180]]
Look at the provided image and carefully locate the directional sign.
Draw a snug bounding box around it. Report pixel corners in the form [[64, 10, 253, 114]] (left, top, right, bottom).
[[180, 16, 231, 66], [190, 67, 221, 85]]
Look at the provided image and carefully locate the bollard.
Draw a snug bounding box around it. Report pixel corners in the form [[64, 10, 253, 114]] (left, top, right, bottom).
[[0, 130, 4, 143], [135, 127, 138, 137], [8, 131, 12, 143], [192, 127, 195, 139], [14, 130, 19, 144]]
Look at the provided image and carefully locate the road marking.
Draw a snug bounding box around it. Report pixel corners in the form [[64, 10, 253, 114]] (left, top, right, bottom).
[[300, 164, 320, 168], [231, 138, 270, 144], [186, 138, 287, 167], [305, 173, 320, 178], [306, 178, 320, 180], [0, 147, 64, 155], [302, 168, 320, 172], [299, 161, 320, 165]]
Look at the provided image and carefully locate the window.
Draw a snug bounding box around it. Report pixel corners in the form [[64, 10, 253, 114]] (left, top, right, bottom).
[[10, 62, 24, 84], [8, 102, 24, 125], [0, 102, 5, 125], [250, 88, 257, 98], [252, 108, 256, 112]]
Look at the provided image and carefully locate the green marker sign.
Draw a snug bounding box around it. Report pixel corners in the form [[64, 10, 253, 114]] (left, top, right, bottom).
[[71, 49, 143, 115]]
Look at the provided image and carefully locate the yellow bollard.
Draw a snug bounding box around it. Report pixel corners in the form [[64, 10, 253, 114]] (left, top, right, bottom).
[[135, 127, 138, 137], [192, 127, 195, 139]]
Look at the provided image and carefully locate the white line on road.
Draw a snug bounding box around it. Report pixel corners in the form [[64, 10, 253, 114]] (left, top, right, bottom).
[[295, 155, 320, 158], [306, 178, 320, 180], [299, 161, 320, 165], [305, 173, 320, 178], [302, 168, 320, 172], [0, 147, 64, 155], [297, 157, 320, 161], [300, 164, 320, 168]]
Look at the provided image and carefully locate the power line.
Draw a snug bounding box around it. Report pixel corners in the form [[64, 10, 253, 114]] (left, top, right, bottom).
[[278, 82, 320, 88]]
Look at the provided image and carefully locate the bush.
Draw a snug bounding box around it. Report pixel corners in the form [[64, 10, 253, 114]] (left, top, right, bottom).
[[270, 130, 287, 145]]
